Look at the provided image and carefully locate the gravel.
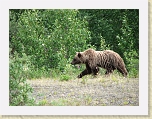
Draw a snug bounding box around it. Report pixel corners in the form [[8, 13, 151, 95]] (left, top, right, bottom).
[[27, 76, 139, 106]]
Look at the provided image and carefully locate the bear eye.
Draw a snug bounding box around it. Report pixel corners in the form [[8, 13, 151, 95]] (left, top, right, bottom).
[[74, 58, 76, 61]]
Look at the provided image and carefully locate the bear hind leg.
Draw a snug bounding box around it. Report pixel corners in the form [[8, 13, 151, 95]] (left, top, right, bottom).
[[117, 67, 127, 77], [92, 67, 100, 75], [105, 65, 115, 76], [105, 69, 113, 75]]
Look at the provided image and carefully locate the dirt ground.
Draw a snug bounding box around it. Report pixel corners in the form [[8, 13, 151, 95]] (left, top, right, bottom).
[[27, 76, 139, 106]]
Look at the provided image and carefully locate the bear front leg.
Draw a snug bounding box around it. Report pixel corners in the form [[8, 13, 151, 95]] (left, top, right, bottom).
[[78, 64, 92, 78], [78, 68, 92, 78]]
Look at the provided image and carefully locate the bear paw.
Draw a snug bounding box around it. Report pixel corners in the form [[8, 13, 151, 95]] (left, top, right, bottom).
[[77, 74, 82, 78]]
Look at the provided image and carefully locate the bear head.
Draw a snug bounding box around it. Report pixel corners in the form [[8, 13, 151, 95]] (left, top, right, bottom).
[[71, 52, 85, 65]]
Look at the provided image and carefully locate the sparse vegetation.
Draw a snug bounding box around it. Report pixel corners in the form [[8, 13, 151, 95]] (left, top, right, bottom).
[[9, 9, 139, 106], [27, 75, 139, 106]]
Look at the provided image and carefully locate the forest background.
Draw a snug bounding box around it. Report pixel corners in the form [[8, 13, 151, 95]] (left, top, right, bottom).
[[9, 9, 139, 106]]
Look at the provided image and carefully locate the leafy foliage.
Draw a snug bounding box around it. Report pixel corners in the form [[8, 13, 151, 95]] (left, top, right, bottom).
[[78, 9, 139, 76], [10, 9, 91, 70], [9, 9, 139, 105], [9, 50, 35, 106]]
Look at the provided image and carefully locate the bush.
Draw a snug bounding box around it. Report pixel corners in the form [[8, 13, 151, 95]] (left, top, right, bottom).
[[124, 50, 139, 78], [9, 50, 35, 106]]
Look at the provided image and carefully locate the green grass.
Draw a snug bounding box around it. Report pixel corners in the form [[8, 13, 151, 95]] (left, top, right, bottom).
[[81, 77, 89, 84], [44, 97, 93, 106], [60, 74, 71, 81], [25, 63, 138, 81], [38, 98, 48, 106]]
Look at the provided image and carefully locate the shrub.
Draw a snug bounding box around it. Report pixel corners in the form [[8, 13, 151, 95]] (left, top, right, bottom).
[[9, 50, 35, 106]]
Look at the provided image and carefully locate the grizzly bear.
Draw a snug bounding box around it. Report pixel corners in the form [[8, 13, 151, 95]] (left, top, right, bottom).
[[71, 48, 128, 78]]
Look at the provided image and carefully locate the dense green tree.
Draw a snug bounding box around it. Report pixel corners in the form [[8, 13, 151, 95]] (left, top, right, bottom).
[[9, 9, 139, 78], [10, 9, 139, 75], [10, 9, 91, 70], [78, 9, 139, 72]]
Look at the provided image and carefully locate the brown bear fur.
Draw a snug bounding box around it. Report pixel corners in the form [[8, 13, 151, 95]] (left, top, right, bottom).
[[71, 48, 128, 78]]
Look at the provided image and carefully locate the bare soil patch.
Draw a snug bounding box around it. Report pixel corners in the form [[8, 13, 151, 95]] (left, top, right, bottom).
[[27, 76, 139, 106]]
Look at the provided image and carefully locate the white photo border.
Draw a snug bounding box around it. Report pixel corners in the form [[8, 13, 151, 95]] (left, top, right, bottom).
[[0, 0, 148, 115]]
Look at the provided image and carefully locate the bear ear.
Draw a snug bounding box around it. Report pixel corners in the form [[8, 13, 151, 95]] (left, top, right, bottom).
[[78, 52, 81, 58]]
